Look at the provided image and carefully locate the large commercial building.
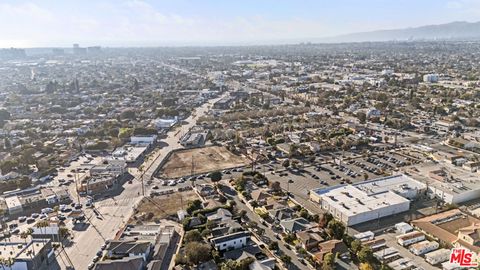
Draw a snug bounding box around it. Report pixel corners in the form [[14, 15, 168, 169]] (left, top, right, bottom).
[[0, 237, 52, 270], [404, 162, 480, 204], [310, 175, 426, 226]]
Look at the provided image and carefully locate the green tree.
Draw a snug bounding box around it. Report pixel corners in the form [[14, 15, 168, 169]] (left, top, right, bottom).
[[322, 252, 335, 270], [351, 239, 362, 254], [357, 112, 367, 124], [186, 199, 203, 214], [269, 181, 282, 193], [359, 263, 374, 270], [327, 219, 345, 240], [358, 246, 373, 263], [184, 229, 202, 243], [283, 233, 296, 244], [36, 220, 50, 243], [185, 242, 212, 265], [268, 241, 279, 251], [0, 160, 18, 174], [299, 208, 310, 219], [280, 255, 291, 265], [220, 258, 255, 270], [208, 171, 222, 184], [59, 227, 70, 239], [318, 212, 333, 229]]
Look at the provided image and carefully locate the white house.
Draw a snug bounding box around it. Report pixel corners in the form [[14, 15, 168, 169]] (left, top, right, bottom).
[[105, 240, 152, 261], [130, 135, 157, 146], [425, 249, 451, 265], [409, 240, 439, 256], [397, 231, 425, 247], [211, 231, 250, 251]]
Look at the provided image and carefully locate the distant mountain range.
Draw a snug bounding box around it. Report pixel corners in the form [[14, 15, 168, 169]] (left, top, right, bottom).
[[318, 21, 480, 43]]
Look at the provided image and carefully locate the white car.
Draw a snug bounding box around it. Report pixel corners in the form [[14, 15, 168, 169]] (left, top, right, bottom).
[[41, 208, 53, 214]]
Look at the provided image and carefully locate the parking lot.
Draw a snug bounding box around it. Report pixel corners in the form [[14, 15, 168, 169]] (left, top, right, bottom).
[[44, 154, 104, 192]]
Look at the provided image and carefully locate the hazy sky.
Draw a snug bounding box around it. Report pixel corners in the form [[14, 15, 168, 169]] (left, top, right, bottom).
[[1, 0, 479, 47]]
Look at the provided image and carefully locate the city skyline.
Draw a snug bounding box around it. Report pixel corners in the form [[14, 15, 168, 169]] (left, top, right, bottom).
[[1, 0, 480, 47]]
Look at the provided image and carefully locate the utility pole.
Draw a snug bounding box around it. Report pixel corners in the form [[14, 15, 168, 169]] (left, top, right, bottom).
[[141, 172, 145, 196], [191, 154, 195, 176], [74, 171, 80, 204]]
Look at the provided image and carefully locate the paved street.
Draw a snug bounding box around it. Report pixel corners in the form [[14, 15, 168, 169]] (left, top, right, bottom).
[[57, 93, 228, 270], [219, 182, 310, 270]]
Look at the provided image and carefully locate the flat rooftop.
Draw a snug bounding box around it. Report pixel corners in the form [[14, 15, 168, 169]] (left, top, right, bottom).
[[5, 196, 21, 209], [315, 185, 409, 217], [113, 145, 147, 162], [0, 237, 49, 260], [403, 161, 480, 195], [354, 174, 426, 196]]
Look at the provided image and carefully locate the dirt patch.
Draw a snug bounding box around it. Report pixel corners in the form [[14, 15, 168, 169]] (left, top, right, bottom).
[[133, 190, 199, 222], [158, 146, 248, 178]]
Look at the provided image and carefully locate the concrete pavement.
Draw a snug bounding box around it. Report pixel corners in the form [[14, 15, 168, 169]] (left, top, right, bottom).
[[58, 93, 228, 270]]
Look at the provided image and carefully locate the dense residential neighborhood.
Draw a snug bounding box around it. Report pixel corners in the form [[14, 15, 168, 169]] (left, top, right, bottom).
[[1, 17, 480, 270]]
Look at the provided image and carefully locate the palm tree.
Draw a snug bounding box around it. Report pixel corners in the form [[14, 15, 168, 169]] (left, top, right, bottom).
[[20, 229, 36, 267], [0, 258, 6, 270], [36, 220, 49, 243], [59, 227, 70, 243], [20, 230, 29, 245], [24, 228, 35, 255], [0, 257, 14, 270]]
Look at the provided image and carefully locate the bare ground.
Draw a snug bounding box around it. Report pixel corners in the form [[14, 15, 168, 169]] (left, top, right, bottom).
[[159, 146, 248, 178], [133, 190, 199, 221]]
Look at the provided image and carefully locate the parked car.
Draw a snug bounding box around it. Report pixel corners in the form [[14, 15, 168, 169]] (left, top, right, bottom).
[[41, 208, 53, 214]]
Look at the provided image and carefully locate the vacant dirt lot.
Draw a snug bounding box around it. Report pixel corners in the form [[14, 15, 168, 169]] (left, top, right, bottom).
[[133, 190, 199, 221], [158, 146, 248, 178]]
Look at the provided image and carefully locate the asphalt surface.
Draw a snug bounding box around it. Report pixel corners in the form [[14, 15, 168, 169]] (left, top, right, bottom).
[[219, 182, 309, 270], [56, 93, 228, 270]]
